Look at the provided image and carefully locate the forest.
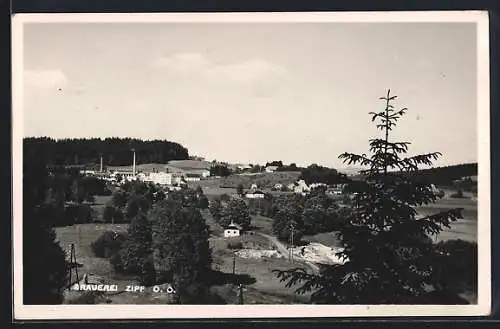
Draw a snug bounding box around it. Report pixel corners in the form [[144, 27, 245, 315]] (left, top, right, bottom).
[[23, 137, 190, 167], [404, 163, 477, 186]]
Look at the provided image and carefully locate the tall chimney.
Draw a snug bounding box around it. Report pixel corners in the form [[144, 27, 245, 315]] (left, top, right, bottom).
[[132, 149, 136, 176], [100, 154, 103, 173]]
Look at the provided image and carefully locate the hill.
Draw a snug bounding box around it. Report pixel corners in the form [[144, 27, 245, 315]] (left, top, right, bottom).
[[167, 159, 213, 170], [348, 163, 478, 186], [405, 163, 477, 187], [23, 137, 189, 167]]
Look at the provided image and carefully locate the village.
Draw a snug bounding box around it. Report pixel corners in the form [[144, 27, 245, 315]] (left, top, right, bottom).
[[40, 145, 478, 305], [19, 17, 482, 310]]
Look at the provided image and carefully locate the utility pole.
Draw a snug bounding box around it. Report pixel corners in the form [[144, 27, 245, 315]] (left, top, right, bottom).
[[131, 148, 136, 177], [238, 284, 244, 305], [68, 243, 79, 288], [232, 251, 236, 275], [288, 223, 295, 263]]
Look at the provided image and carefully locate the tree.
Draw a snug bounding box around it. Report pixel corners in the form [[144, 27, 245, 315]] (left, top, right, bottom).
[[209, 197, 223, 222], [23, 137, 189, 167], [236, 184, 245, 197], [151, 199, 212, 302], [250, 164, 263, 173], [271, 194, 306, 242], [274, 90, 464, 304], [23, 164, 68, 304], [210, 164, 231, 177], [265, 161, 283, 167], [198, 195, 209, 209], [119, 212, 156, 285], [300, 164, 348, 185], [112, 189, 128, 209], [432, 239, 477, 295], [219, 199, 252, 230]]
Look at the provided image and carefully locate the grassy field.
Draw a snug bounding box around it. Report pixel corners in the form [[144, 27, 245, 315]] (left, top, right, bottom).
[[209, 234, 311, 304], [57, 208, 311, 304], [203, 209, 312, 303], [92, 195, 113, 221], [250, 215, 274, 235]]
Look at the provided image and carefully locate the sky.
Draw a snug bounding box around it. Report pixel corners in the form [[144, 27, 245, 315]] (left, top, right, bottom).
[[22, 21, 478, 168]]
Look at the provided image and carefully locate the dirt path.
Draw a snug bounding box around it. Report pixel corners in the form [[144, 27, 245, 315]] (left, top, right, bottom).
[[254, 232, 320, 273]]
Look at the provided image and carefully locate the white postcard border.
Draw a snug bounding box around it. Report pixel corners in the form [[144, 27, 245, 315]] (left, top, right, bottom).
[[12, 11, 491, 320]]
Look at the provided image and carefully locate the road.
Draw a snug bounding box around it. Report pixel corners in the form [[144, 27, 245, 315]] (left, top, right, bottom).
[[254, 232, 320, 273]]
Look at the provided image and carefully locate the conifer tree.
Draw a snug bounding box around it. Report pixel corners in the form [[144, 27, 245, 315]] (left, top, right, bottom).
[[274, 90, 464, 304]]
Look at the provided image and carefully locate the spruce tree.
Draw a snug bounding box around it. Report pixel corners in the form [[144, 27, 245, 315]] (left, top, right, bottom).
[[274, 90, 465, 304]]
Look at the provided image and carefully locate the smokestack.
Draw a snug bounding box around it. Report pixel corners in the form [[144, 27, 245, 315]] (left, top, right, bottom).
[[100, 154, 103, 173], [132, 149, 136, 176]]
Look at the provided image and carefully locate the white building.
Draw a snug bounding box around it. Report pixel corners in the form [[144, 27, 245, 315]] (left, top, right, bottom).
[[80, 169, 97, 176], [111, 170, 137, 183], [265, 166, 279, 173], [309, 182, 327, 189], [245, 190, 265, 199], [224, 223, 242, 238], [293, 180, 310, 195], [237, 164, 252, 170], [184, 173, 201, 182], [139, 172, 184, 186]]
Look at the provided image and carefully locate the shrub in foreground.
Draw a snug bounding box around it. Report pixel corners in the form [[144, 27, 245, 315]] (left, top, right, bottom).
[[90, 230, 127, 258]]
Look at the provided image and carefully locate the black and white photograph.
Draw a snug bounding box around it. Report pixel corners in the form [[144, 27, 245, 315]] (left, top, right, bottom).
[[12, 12, 490, 319]]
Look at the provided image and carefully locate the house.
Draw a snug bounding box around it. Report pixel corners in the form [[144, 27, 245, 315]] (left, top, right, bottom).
[[309, 182, 327, 189], [326, 187, 343, 196], [293, 180, 310, 195], [274, 183, 283, 190], [265, 166, 279, 173], [224, 222, 242, 238], [237, 164, 252, 170], [245, 190, 266, 199], [250, 183, 258, 190]]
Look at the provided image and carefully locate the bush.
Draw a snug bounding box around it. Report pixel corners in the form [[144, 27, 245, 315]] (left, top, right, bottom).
[[113, 208, 125, 223], [436, 190, 445, 198], [450, 188, 465, 199], [198, 195, 209, 209], [434, 239, 477, 293], [64, 204, 94, 224], [90, 231, 127, 258], [102, 205, 115, 223]]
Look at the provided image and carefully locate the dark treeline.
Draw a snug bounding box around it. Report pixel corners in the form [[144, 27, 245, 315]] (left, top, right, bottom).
[[404, 163, 477, 186], [24, 137, 190, 167], [300, 164, 349, 185]]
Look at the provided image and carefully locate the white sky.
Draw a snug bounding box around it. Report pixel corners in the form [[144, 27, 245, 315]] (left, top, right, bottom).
[[22, 21, 478, 168]]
